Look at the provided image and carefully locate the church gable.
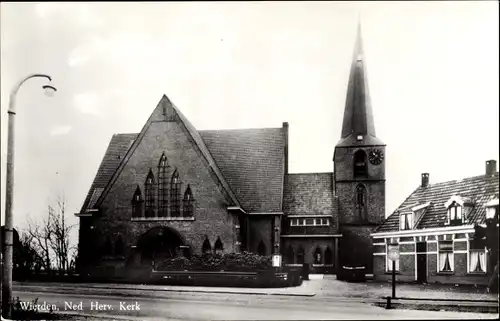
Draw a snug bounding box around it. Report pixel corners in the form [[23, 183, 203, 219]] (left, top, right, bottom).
[[95, 95, 241, 220]]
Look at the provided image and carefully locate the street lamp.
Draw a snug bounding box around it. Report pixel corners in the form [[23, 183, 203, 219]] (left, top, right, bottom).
[[2, 74, 56, 318]]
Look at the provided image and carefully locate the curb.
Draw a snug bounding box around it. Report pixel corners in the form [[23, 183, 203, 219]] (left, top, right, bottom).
[[167, 289, 316, 297], [15, 284, 316, 298]]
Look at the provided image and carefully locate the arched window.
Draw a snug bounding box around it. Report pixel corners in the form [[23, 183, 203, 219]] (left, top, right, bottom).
[[158, 153, 168, 217], [214, 237, 223, 254], [257, 240, 266, 256], [131, 186, 143, 218], [325, 247, 333, 265], [297, 246, 305, 264], [356, 184, 368, 221], [145, 169, 155, 217], [314, 247, 323, 265], [115, 235, 125, 256], [354, 150, 368, 178], [286, 246, 295, 264], [170, 169, 181, 217], [183, 185, 194, 217], [202, 237, 211, 254]]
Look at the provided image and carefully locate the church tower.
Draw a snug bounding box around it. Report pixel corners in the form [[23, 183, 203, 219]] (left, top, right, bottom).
[[334, 23, 386, 273]]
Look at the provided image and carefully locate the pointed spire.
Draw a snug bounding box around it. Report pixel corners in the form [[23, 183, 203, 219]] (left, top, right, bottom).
[[338, 21, 383, 147]]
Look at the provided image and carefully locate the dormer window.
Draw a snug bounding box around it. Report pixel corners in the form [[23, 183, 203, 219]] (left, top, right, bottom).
[[485, 198, 499, 221], [444, 195, 473, 226], [399, 212, 414, 230], [448, 202, 462, 225]]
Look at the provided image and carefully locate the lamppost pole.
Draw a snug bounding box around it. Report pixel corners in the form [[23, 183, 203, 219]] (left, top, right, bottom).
[[2, 74, 56, 318]]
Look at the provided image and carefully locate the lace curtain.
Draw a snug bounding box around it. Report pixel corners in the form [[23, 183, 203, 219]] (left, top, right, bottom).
[[469, 251, 487, 273], [439, 252, 454, 271]]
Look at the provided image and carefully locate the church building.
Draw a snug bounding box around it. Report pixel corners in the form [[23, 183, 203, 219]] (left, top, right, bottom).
[[75, 25, 386, 277]]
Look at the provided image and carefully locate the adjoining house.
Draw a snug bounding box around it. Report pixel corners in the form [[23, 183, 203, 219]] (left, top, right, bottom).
[[75, 24, 387, 278], [371, 161, 499, 286]]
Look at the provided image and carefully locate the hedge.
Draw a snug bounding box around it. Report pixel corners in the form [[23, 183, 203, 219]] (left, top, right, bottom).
[[155, 252, 272, 272]]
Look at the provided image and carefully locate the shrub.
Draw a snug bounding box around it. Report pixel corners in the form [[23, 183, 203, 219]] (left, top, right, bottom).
[[155, 252, 272, 272]]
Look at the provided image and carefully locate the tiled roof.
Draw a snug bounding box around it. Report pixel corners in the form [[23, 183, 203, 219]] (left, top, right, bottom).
[[199, 128, 285, 213], [79, 133, 137, 212], [79, 114, 286, 213], [283, 173, 335, 216], [376, 173, 499, 233], [92, 95, 242, 211]]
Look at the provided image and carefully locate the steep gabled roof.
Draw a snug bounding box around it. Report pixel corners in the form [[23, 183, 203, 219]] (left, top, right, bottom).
[[337, 22, 384, 148], [376, 173, 499, 233], [283, 173, 335, 216], [92, 95, 242, 211], [199, 127, 285, 213], [79, 95, 288, 214], [79, 133, 137, 213]]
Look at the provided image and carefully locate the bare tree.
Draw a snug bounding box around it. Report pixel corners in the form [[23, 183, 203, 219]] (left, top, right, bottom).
[[27, 212, 53, 272], [47, 196, 75, 273], [25, 193, 76, 274]]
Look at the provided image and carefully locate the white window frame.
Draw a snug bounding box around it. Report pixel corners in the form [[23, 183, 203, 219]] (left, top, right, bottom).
[[399, 212, 414, 230], [290, 217, 330, 227], [467, 239, 487, 274], [437, 240, 454, 272]]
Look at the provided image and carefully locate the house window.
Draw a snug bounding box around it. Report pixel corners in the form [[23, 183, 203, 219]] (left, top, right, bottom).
[[399, 212, 414, 230], [354, 150, 368, 178], [447, 202, 463, 225], [182, 185, 194, 217], [131, 186, 143, 218], [202, 237, 211, 254], [324, 247, 333, 265], [356, 184, 367, 220], [145, 170, 155, 217], [257, 241, 266, 256], [438, 241, 454, 272], [386, 246, 400, 272], [286, 246, 295, 264], [314, 247, 323, 265], [214, 237, 223, 254], [170, 169, 181, 217], [469, 239, 487, 273], [297, 247, 305, 264], [290, 218, 330, 227], [158, 153, 168, 217]]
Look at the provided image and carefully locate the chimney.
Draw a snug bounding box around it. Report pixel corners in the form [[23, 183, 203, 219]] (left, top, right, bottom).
[[486, 160, 497, 176], [283, 122, 289, 174], [421, 173, 429, 188]]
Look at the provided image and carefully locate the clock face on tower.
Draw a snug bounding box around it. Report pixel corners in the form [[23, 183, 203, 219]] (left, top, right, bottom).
[[369, 148, 384, 165]]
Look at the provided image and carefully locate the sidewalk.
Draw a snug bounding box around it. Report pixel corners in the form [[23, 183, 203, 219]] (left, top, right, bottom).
[[14, 275, 499, 301], [14, 281, 317, 297], [314, 275, 498, 301]]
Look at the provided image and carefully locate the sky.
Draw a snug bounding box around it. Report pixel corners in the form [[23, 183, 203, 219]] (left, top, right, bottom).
[[1, 2, 499, 245]]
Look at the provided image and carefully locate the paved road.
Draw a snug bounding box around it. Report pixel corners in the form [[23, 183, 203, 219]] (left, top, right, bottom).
[[13, 284, 498, 320]]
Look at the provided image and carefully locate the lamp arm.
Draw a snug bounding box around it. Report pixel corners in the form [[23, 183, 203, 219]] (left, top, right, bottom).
[[8, 74, 52, 114]]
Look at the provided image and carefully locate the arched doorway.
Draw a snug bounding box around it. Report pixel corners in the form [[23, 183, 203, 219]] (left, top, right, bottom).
[[137, 226, 188, 267]]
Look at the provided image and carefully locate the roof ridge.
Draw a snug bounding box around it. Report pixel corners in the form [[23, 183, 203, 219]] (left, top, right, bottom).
[[288, 172, 333, 175], [199, 127, 283, 132], [427, 172, 499, 187]]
